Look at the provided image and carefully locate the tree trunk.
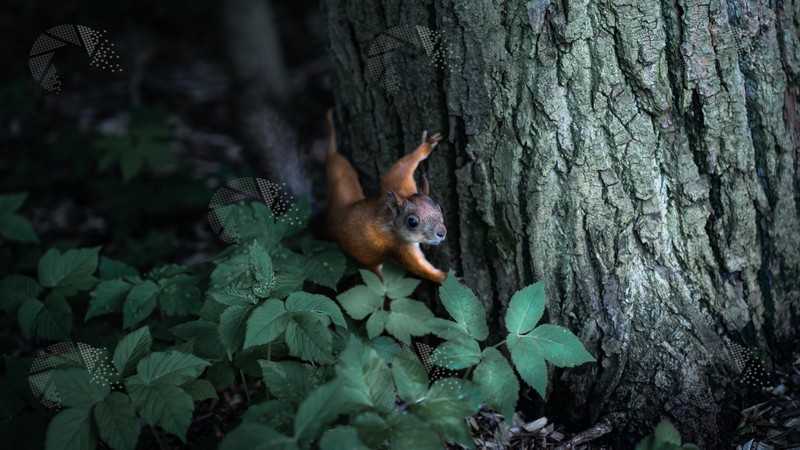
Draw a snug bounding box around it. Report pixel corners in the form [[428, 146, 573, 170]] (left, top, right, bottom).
[[321, 0, 800, 446]]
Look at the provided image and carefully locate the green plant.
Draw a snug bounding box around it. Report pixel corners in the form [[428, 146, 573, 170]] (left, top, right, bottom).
[[0, 199, 595, 450], [0, 192, 39, 244], [635, 420, 699, 450]]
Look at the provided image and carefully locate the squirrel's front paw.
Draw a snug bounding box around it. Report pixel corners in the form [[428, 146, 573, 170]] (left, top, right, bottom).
[[421, 131, 444, 148]]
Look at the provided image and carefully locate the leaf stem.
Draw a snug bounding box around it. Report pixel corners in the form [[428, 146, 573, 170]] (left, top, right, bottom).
[[148, 422, 167, 450], [492, 339, 507, 348], [240, 369, 252, 403]]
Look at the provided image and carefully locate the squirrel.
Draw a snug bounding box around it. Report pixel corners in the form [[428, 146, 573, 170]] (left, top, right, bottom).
[[324, 111, 448, 283]]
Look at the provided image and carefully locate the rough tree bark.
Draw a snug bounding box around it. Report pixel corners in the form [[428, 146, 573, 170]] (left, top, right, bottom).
[[322, 0, 800, 446]]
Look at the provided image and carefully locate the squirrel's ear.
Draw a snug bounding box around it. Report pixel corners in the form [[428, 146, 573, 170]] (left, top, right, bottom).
[[387, 191, 404, 214], [419, 174, 430, 196]]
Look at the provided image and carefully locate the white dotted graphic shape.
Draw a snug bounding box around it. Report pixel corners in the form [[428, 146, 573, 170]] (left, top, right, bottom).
[[208, 177, 301, 244], [29, 24, 122, 94], [28, 342, 119, 410], [366, 25, 451, 95]]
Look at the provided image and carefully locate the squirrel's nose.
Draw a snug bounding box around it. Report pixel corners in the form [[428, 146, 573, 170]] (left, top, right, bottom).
[[436, 226, 446, 239]]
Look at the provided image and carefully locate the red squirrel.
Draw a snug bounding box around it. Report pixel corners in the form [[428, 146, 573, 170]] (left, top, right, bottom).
[[324, 111, 448, 283]]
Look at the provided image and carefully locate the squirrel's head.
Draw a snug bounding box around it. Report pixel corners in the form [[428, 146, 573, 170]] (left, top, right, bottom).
[[386, 184, 446, 246]]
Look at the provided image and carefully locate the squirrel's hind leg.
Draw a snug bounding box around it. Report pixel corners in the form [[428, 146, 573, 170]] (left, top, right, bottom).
[[380, 131, 443, 197], [325, 111, 364, 207]]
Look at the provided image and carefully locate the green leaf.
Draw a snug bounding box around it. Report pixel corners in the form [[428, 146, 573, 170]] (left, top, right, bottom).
[[209, 287, 256, 307], [300, 240, 346, 289], [170, 320, 225, 359], [123, 280, 159, 327], [220, 423, 297, 450], [427, 317, 472, 341], [385, 412, 442, 450], [473, 347, 518, 419], [210, 252, 250, 288], [87, 279, 134, 320], [385, 298, 434, 344], [136, 351, 210, 385], [381, 262, 421, 299], [352, 412, 390, 446], [249, 241, 274, 284], [0, 213, 39, 243], [337, 286, 383, 320], [40, 292, 73, 340], [206, 361, 236, 389], [654, 419, 682, 445], [94, 392, 139, 450], [358, 270, 384, 295], [98, 257, 138, 279], [286, 292, 347, 328], [366, 310, 388, 339], [0, 275, 41, 312], [126, 375, 194, 442], [413, 379, 476, 449], [37, 247, 101, 296], [244, 299, 289, 349], [219, 304, 255, 356], [439, 273, 488, 341], [181, 379, 218, 401], [526, 324, 595, 367], [432, 339, 481, 370], [506, 333, 548, 398], [285, 312, 333, 363], [391, 355, 428, 402], [45, 407, 95, 450], [294, 379, 348, 447], [0, 192, 27, 212], [241, 400, 295, 431], [52, 367, 109, 408], [504, 281, 545, 335], [18, 298, 43, 339], [259, 361, 319, 406], [113, 327, 152, 376], [320, 427, 368, 450], [335, 337, 394, 410]]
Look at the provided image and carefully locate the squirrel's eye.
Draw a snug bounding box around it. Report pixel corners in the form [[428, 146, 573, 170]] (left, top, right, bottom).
[[407, 216, 419, 228]]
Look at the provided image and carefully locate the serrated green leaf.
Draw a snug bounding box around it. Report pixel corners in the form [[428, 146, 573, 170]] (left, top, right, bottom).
[[249, 241, 274, 284], [301, 240, 346, 289], [244, 300, 289, 349], [181, 379, 218, 401], [0, 275, 41, 312], [123, 280, 159, 327], [241, 400, 295, 431], [432, 339, 481, 370], [52, 367, 109, 408], [209, 287, 256, 307], [206, 361, 236, 389], [220, 423, 297, 450], [473, 347, 518, 419], [219, 304, 255, 356], [506, 333, 548, 398], [385, 412, 442, 450], [98, 257, 138, 279], [320, 427, 368, 450], [37, 247, 100, 296], [366, 310, 388, 339], [336, 337, 394, 410], [526, 324, 595, 367], [412, 379, 476, 449], [653, 419, 682, 445], [358, 270, 384, 295], [126, 375, 194, 442], [210, 253, 250, 288], [294, 379, 348, 447], [505, 281, 545, 335], [286, 312, 333, 363], [18, 298, 43, 339], [170, 320, 225, 359], [40, 292, 73, 340], [0, 213, 39, 243], [136, 351, 209, 385], [427, 317, 472, 341], [439, 273, 488, 341], [381, 262, 421, 299], [385, 298, 433, 344], [259, 361, 317, 406], [94, 392, 139, 450], [113, 327, 152, 376], [286, 292, 347, 328], [352, 412, 390, 447], [45, 407, 95, 450], [87, 279, 134, 320], [337, 286, 383, 320], [391, 355, 428, 402]]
